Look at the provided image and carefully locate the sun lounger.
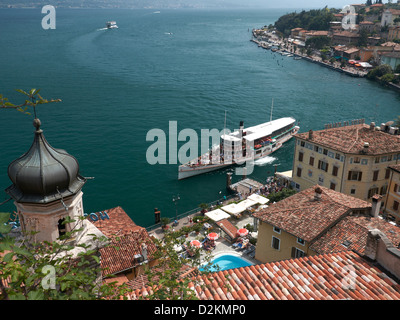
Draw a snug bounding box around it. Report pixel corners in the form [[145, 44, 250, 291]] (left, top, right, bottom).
[[244, 245, 255, 255], [232, 242, 241, 248]]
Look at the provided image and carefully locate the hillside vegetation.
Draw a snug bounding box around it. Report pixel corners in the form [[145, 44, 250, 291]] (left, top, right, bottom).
[[274, 7, 339, 37]]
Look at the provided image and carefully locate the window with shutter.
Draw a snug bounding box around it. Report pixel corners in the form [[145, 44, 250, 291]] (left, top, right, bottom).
[[348, 171, 362, 181], [393, 201, 399, 211], [385, 169, 390, 179], [272, 236, 280, 250]]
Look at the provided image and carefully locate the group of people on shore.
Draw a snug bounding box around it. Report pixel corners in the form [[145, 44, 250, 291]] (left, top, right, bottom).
[[237, 176, 287, 200]]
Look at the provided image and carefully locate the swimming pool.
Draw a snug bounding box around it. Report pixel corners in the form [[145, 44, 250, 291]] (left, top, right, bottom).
[[200, 254, 252, 272]]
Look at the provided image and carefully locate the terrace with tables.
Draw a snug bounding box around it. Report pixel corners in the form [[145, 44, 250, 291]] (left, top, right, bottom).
[[148, 193, 270, 270]]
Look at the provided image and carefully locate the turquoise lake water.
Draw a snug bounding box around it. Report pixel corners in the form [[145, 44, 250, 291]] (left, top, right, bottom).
[[0, 8, 399, 228]]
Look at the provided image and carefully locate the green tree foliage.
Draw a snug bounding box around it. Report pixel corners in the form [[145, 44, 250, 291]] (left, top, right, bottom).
[[0, 90, 130, 300], [305, 36, 331, 50], [394, 116, 400, 128], [140, 222, 215, 300], [274, 8, 337, 37], [367, 64, 400, 86], [267, 188, 297, 203], [0, 89, 61, 117], [0, 212, 129, 300], [367, 64, 393, 79]]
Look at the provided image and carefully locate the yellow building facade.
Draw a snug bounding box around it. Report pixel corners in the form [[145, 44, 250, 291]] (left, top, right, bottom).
[[255, 220, 316, 263], [292, 122, 400, 208], [253, 185, 372, 263], [384, 164, 400, 224]]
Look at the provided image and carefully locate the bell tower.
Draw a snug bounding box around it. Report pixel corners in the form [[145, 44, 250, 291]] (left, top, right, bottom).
[[5, 118, 87, 243]]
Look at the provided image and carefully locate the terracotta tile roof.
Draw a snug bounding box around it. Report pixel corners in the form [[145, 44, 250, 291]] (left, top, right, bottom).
[[100, 230, 157, 277], [333, 31, 360, 38], [129, 251, 400, 300], [344, 48, 360, 54], [216, 219, 238, 239], [253, 186, 371, 242], [88, 207, 158, 277], [306, 31, 329, 36], [310, 216, 400, 254], [296, 124, 400, 155], [389, 164, 400, 173], [89, 206, 142, 237], [127, 264, 199, 297]]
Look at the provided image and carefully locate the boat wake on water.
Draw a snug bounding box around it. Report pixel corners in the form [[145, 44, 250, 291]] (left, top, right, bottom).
[[254, 156, 276, 166]]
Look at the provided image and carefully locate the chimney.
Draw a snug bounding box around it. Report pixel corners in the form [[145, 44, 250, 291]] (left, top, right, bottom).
[[364, 229, 400, 280], [314, 186, 322, 201], [362, 142, 369, 154], [370, 122, 375, 130], [239, 121, 244, 137], [141, 243, 148, 261], [308, 130, 313, 140], [371, 194, 382, 217]]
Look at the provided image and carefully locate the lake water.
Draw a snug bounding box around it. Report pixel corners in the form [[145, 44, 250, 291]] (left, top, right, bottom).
[[0, 8, 399, 228]]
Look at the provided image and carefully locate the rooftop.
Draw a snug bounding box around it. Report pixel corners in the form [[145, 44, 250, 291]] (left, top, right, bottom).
[[295, 123, 400, 155], [333, 31, 360, 38], [130, 250, 400, 300], [253, 186, 371, 242], [389, 164, 400, 173], [89, 206, 157, 277], [310, 216, 400, 255]]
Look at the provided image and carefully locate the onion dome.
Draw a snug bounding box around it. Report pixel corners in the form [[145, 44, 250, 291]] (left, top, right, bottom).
[[5, 118, 86, 204]]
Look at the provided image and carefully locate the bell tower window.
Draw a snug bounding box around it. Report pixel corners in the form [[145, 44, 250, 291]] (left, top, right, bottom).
[[58, 218, 66, 237]]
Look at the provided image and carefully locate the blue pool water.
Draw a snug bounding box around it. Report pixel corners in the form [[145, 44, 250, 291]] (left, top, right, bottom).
[[200, 254, 252, 272]]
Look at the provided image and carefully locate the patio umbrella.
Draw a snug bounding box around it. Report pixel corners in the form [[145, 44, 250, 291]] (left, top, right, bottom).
[[237, 228, 249, 237], [190, 240, 201, 248], [207, 232, 219, 241]]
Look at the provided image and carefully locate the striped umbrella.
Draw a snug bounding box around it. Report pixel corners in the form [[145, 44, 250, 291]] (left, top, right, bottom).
[[190, 240, 201, 248], [207, 232, 219, 241], [237, 228, 249, 237]]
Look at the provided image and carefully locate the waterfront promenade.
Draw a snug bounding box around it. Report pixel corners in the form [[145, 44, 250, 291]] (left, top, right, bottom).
[[148, 203, 262, 266], [145, 176, 278, 266], [251, 36, 368, 78]]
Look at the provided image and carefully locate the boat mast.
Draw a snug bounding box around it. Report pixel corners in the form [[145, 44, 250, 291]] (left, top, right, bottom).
[[270, 98, 274, 123], [223, 110, 227, 135]]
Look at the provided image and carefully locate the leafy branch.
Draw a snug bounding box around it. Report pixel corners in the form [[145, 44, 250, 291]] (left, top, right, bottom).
[[0, 89, 61, 117]]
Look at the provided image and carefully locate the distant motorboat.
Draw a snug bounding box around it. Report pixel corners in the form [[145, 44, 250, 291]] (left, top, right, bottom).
[[106, 21, 118, 29]]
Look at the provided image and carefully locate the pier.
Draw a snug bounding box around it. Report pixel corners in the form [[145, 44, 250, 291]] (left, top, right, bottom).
[[228, 177, 263, 197]]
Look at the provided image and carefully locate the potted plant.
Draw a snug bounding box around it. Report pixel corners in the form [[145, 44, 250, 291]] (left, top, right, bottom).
[[181, 226, 191, 237], [198, 203, 209, 215], [160, 217, 170, 231], [192, 223, 202, 235]]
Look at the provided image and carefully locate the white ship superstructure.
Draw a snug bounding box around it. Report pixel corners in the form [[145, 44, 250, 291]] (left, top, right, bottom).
[[178, 117, 299, 180]]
